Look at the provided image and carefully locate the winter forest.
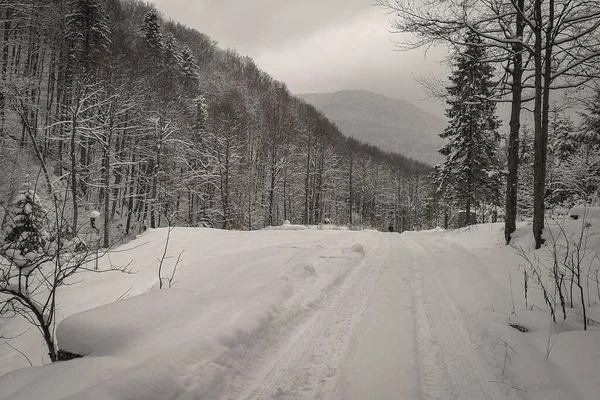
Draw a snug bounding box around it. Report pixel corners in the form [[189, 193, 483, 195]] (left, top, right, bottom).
[[2, 0, 599, 257], [1, 0, 600, 397], [0, 0, 429, 251]]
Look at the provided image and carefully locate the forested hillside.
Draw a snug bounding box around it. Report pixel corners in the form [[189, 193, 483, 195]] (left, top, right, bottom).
[[299, 90, 447, 164], [0, 0, 430, 247]]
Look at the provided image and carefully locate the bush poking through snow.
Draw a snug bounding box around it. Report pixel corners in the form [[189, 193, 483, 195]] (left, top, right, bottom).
[[514, 210, 599, 336], [509, 323, 529, 333], [156, 221, 184, 289], [56, 349, 83, 361]]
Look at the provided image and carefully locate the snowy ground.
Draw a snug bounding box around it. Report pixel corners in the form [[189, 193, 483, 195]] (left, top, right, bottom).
[[0, 222, 599, 399]]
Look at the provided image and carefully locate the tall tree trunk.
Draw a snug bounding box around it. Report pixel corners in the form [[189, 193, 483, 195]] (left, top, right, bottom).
[[125, 158, 136, 235], [268, 143, 277, 226], [150, 157, 158, 228], [315, 151, 324, 223], [533, 0, 552, 249], [70, 96, 80, 233], [0, 5, 12, 136], [532, 0, 544, 248], [221, 139, 231, 229], [304, 131, 311, 225], [283, 167, 288, 222], [103, 147, 110, 248], [102, 100, 115, 248], [540, 0, 554, 243], [188, 187, 193, 226], [505, 0, 525, 244], [150, 124, 161, 229], [111, 130, 126, 220], [348, 154, 354, 225]]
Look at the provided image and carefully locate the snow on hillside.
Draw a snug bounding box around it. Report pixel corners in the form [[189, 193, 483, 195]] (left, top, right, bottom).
[[0, 218, 599, 399]]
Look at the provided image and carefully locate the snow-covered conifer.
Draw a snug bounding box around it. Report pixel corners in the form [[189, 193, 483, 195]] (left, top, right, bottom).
[[65, 0, 111, 72], [180, 47, 198, 75], [434, 32, 501, 226], [1, 185, 51, 273], [141, 10, 163, 52]]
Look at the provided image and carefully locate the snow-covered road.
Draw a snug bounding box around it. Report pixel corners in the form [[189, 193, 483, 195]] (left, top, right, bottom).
[[2, 224, 599, 399], [223, 232, 509, 400]]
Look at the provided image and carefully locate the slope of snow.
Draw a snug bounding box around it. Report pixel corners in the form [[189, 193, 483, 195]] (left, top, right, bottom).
[[1, 221, 599, 399], [0, 227, 379, 399], [445, 222, 600, 400]]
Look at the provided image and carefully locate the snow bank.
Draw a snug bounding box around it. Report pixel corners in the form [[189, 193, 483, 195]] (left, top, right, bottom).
[[419, 226, 445, 233], [264, 223, 352, 231], [436, 222, 600, 399], [262, 220, 309, 230], [0, 357, 130, 400], [0, 227, 378, 399], [307, 224, 350, 231], [57, 289, 210, 361], [264, 224, 309, 230], [569, 205, 600, 221]]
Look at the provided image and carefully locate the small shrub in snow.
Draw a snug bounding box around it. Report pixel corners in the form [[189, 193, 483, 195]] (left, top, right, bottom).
[[514, 211, 598, 333], [56, 349, 83, 361], [156, 221, 184, 289], [509, 323, 529, 333]]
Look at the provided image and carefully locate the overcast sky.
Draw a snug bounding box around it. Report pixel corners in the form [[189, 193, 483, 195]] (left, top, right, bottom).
[[149, 0, 450, 116]]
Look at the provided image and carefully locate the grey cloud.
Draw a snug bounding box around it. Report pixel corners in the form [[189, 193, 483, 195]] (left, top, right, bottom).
[[150, 0, 451, 116], [151, 0, 371, 52]]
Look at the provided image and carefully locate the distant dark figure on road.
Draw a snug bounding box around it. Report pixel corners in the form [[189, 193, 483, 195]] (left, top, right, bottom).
[[388, 226, 394, 232]]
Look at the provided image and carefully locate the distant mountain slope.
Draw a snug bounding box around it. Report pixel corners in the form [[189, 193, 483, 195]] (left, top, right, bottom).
[[298, 90, 447, 165]]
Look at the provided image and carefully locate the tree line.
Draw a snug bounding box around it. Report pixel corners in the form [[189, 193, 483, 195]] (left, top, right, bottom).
[[0, 0, 431, 248]]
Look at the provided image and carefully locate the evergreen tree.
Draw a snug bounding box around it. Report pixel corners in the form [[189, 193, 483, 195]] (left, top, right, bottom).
[[160, 32, 184, 93], [65, 0, 111, 74], [1, 185, 51, 275], [194, 95, 209, 136], [434, 32, 500, 227], [547, 97, 600, 206], [141, 10, 163, 52], [549, 109, 577, 162], [180, 46, 199, 81], [579, 89, 600, 149], [547, 108, 577, 205], [517, 126, 534, 216]]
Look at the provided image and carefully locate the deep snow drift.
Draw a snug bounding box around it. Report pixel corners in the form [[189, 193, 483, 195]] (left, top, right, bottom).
[[0, 219, 598, 399], [0, 227, 379, 399]]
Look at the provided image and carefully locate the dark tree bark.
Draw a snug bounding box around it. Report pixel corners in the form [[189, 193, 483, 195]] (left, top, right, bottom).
[[533, 0, 554, 249], [304, 129, 311, 225], [532, 0, 544, 249], [505, 0, 525, 245]]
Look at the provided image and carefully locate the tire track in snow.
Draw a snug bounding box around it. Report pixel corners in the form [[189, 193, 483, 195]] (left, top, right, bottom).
[[403, 234, 500, 400], [407, 237, 455, 400], [331, 234, 419, 400], [239, 235, 391, 400]]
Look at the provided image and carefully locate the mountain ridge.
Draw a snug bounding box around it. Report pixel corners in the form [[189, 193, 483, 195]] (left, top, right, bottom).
[[298, 90, 447, 165]]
